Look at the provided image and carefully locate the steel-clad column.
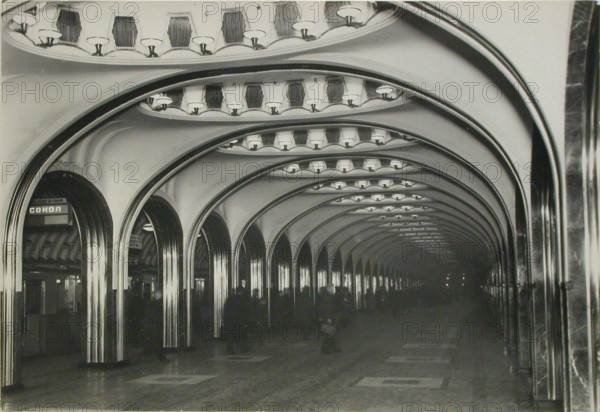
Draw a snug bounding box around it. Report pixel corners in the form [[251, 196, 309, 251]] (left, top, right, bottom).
[[144, 198, 184, 349]]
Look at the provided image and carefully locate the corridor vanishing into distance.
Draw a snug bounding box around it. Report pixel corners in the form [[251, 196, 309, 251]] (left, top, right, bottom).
[[1, 1, 598, 411]]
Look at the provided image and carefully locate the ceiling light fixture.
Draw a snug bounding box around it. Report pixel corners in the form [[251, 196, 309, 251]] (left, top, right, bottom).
[[152, 95, 172, 111], [285, 164, 300, 174], [376, 85, 395, 101], [309, 161, 326, 174], [305, 98, 320, 113], [337, 5, 362, 26], [293, 21, 316, 41], [187, 102, 205, 115], [332, 181, 347, 190], [390, 160, 405, 170], [39, 28, 62, 47], [337, 159, 354, 173], [356, 180, 370, 189], [13, 12, 37, 34], [140, 37, 162, 57], [343, 92, 359, 108], [228, 102, 243, 116], [266, 101, 282, 115], [277, 132, 294, 151], [379, 179, 393, 188], [372, 133, 386, 145], [87, 36, 109, 56], [244, 29, 266, 50], [247, 135, 263, 151], [192, 35, 214, 55]]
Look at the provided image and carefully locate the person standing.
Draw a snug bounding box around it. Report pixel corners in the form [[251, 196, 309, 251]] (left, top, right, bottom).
[[223, 289, 241, 354], [295, 286, 314, 339], [365, 288, 376, 313], [318, 284, 341, 354], [143, 290, 169, 362]]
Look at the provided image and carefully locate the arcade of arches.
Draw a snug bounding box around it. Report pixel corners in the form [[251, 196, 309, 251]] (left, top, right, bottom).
[[1, 2, 598, 411]]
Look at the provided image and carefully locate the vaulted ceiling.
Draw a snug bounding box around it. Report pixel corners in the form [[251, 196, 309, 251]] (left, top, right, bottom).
[[2, 1, 574, 282]]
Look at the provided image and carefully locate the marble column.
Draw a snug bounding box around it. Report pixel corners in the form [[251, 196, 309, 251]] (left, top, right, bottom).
[[530, 183, 551, 400], [563, 2, 598, 410], [516, 225, 533, 372]]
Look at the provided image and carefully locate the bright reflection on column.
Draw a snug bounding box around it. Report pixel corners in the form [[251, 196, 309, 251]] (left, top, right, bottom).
[[355, 274, 362, 309], [277, 262, 291, 291], [213, 251, 229, 338], [299, 265, 311, 289], [317, 268, 327, 288], [331, 270, 341, 287], [250, 258, 263, 298]]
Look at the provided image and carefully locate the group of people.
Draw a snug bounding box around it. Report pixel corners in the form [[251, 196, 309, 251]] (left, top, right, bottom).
[[136, 283, 429, 361], [221, 284, 357, 355]]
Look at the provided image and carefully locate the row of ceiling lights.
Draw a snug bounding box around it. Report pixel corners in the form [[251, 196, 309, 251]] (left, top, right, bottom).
[[333, 193, 424, 202], [311, 179, 415, 190], [149, 83, 397, 116], [14, 4, 372, 55], [196, 87, 394, 115], [284, 159, 407, 174]]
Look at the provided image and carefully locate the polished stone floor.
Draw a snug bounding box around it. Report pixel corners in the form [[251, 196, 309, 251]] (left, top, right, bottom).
[[3, 299, 532, 411]]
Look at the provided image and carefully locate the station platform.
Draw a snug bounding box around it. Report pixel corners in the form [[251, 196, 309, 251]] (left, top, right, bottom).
[[2, 300, 530, 411]]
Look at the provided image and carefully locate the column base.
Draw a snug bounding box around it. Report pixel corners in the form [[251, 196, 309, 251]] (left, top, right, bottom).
[[1, 383, 24, 394], [79, 360, 131, 369]]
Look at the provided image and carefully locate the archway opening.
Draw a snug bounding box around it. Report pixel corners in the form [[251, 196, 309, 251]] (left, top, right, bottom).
[[126, 196, 183, 355], [21, 171, 113, 368]]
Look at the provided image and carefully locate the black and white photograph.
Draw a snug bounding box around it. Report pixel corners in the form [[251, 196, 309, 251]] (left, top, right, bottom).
[[0, 1, 598, 411]]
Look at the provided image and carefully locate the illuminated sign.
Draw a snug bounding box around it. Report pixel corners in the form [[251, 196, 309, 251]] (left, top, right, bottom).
[[26, 198, 71, 226], [28, 198, 70, 216]]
